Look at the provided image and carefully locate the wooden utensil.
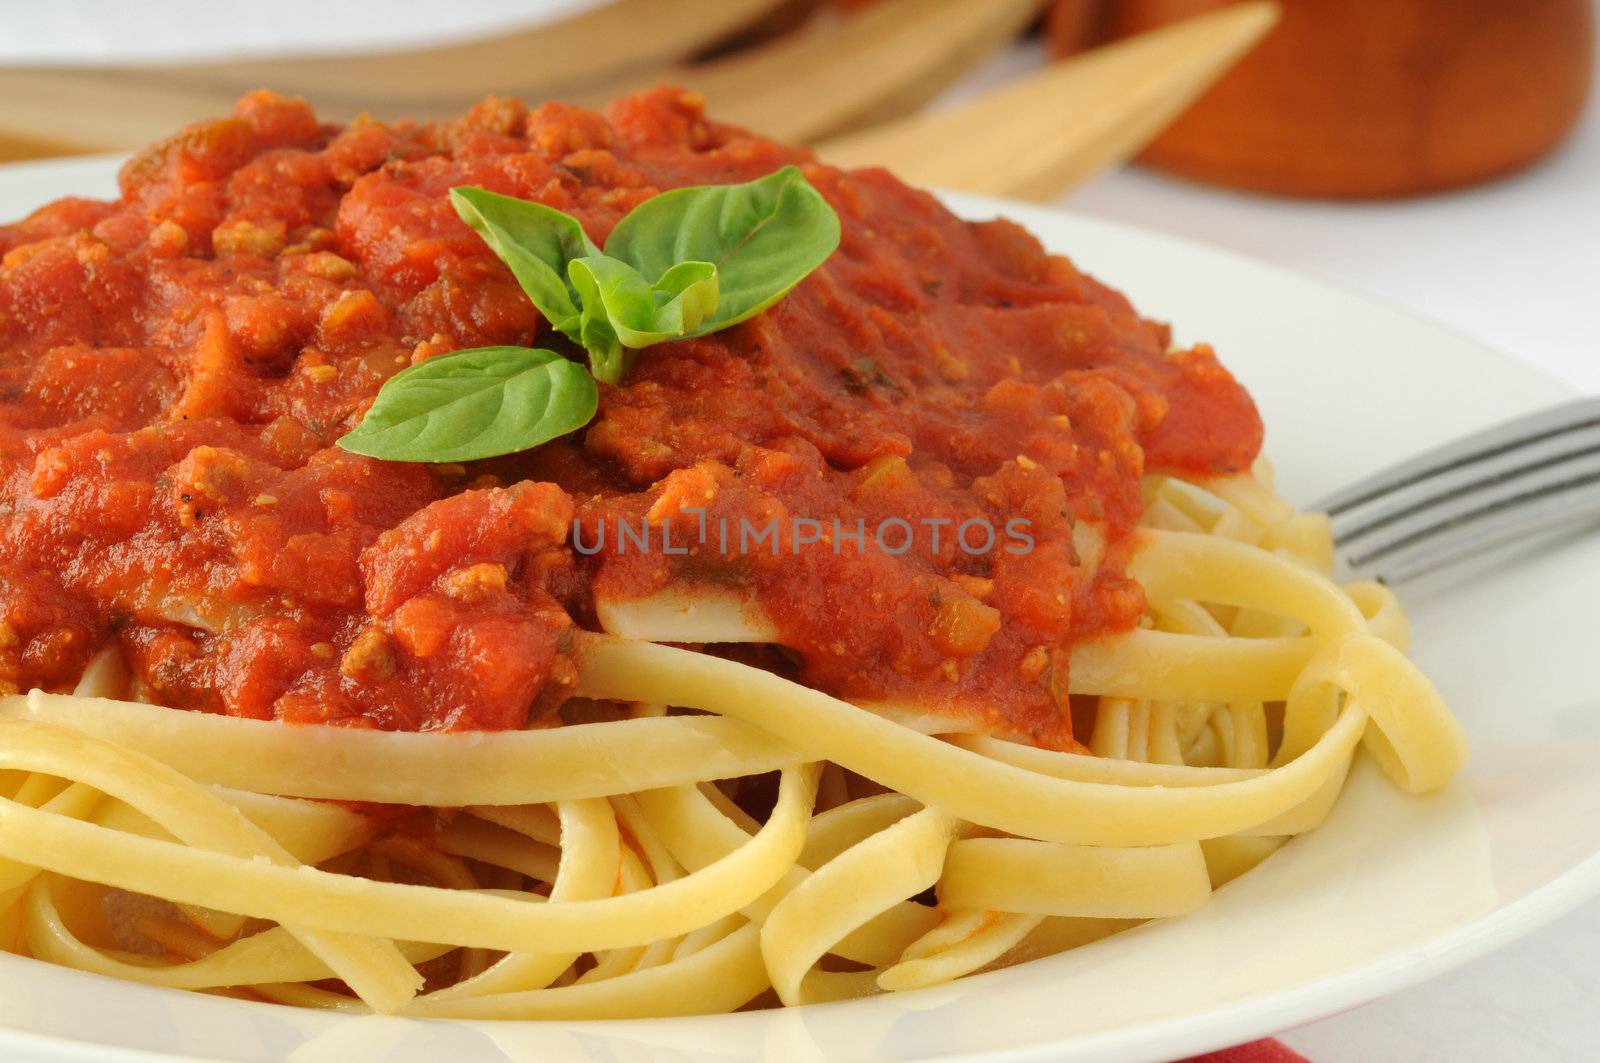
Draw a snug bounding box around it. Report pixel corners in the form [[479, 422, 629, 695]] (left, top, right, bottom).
[[818, 1, 1280, 201], [0, 0, 788, 161], [1055, 0, 1596, 198], [592, 0, 1045, 143], [161, 0, 799, 105], [0, 0, 1038, 161]]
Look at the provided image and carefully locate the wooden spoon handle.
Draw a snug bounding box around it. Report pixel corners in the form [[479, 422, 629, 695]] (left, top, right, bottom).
[[153, 0, 792, 107], [817, 1, 1280, 201], [0, 0, 789, 160], [657, 0, 1045, 144]]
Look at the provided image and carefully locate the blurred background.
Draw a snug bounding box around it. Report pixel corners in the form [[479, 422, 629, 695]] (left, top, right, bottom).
[[0, 3, 1595, 1058]]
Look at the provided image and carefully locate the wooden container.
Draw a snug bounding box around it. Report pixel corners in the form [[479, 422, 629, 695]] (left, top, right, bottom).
[[1049, 0, 1596, 198]]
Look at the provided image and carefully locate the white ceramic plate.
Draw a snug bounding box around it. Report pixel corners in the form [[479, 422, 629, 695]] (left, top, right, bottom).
[[0, 157, 1596, 1063]]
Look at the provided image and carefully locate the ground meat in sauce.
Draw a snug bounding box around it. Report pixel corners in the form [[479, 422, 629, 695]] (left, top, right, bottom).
[[0, 88, 1260, 746]]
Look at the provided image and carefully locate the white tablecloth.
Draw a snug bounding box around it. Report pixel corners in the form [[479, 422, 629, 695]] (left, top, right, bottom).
[[1063, 56, 1600, 1063]]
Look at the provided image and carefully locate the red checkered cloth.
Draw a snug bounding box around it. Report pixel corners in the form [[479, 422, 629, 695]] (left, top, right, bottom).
[[1180, 1039, 1309, 1062]]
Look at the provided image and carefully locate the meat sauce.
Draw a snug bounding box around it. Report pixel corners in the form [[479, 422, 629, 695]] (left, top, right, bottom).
[[0, 89, 1260, 746]]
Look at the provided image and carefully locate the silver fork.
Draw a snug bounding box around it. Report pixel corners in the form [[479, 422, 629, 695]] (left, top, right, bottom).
[[1312, 397, 1600, 584]]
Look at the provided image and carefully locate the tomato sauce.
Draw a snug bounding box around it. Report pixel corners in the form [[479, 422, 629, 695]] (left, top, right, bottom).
[[0, 88, 1259, 744]]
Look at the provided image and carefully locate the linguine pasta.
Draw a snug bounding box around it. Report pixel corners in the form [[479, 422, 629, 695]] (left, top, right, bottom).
[[0, 470, 1466, 1016]]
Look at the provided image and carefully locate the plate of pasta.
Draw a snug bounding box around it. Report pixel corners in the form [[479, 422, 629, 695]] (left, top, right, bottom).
[[0, 90, 1595, 1063]]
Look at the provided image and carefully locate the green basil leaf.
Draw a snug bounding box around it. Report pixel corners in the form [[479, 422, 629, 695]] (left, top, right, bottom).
[[337, 346, 597, 463], [601, 165, 839, 336], [568, 255, 669, 349], [653, 260, 721, 334], [568, 257, 721, 383], [445, 168, 837, 400], [450, 187, 600, 344], [570, 255, 719, 342]]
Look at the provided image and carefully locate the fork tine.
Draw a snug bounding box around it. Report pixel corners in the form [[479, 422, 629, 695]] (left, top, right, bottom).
[[1314, 396, 1600, 583], [1333, 430, 1600, 546], [1349, 467, 1600, 583], [1314, 396, 1600, 515]]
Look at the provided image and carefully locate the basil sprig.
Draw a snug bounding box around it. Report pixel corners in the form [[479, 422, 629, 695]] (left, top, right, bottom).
[[453, 164, 839, 383], [337, 165, 839, 463]]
